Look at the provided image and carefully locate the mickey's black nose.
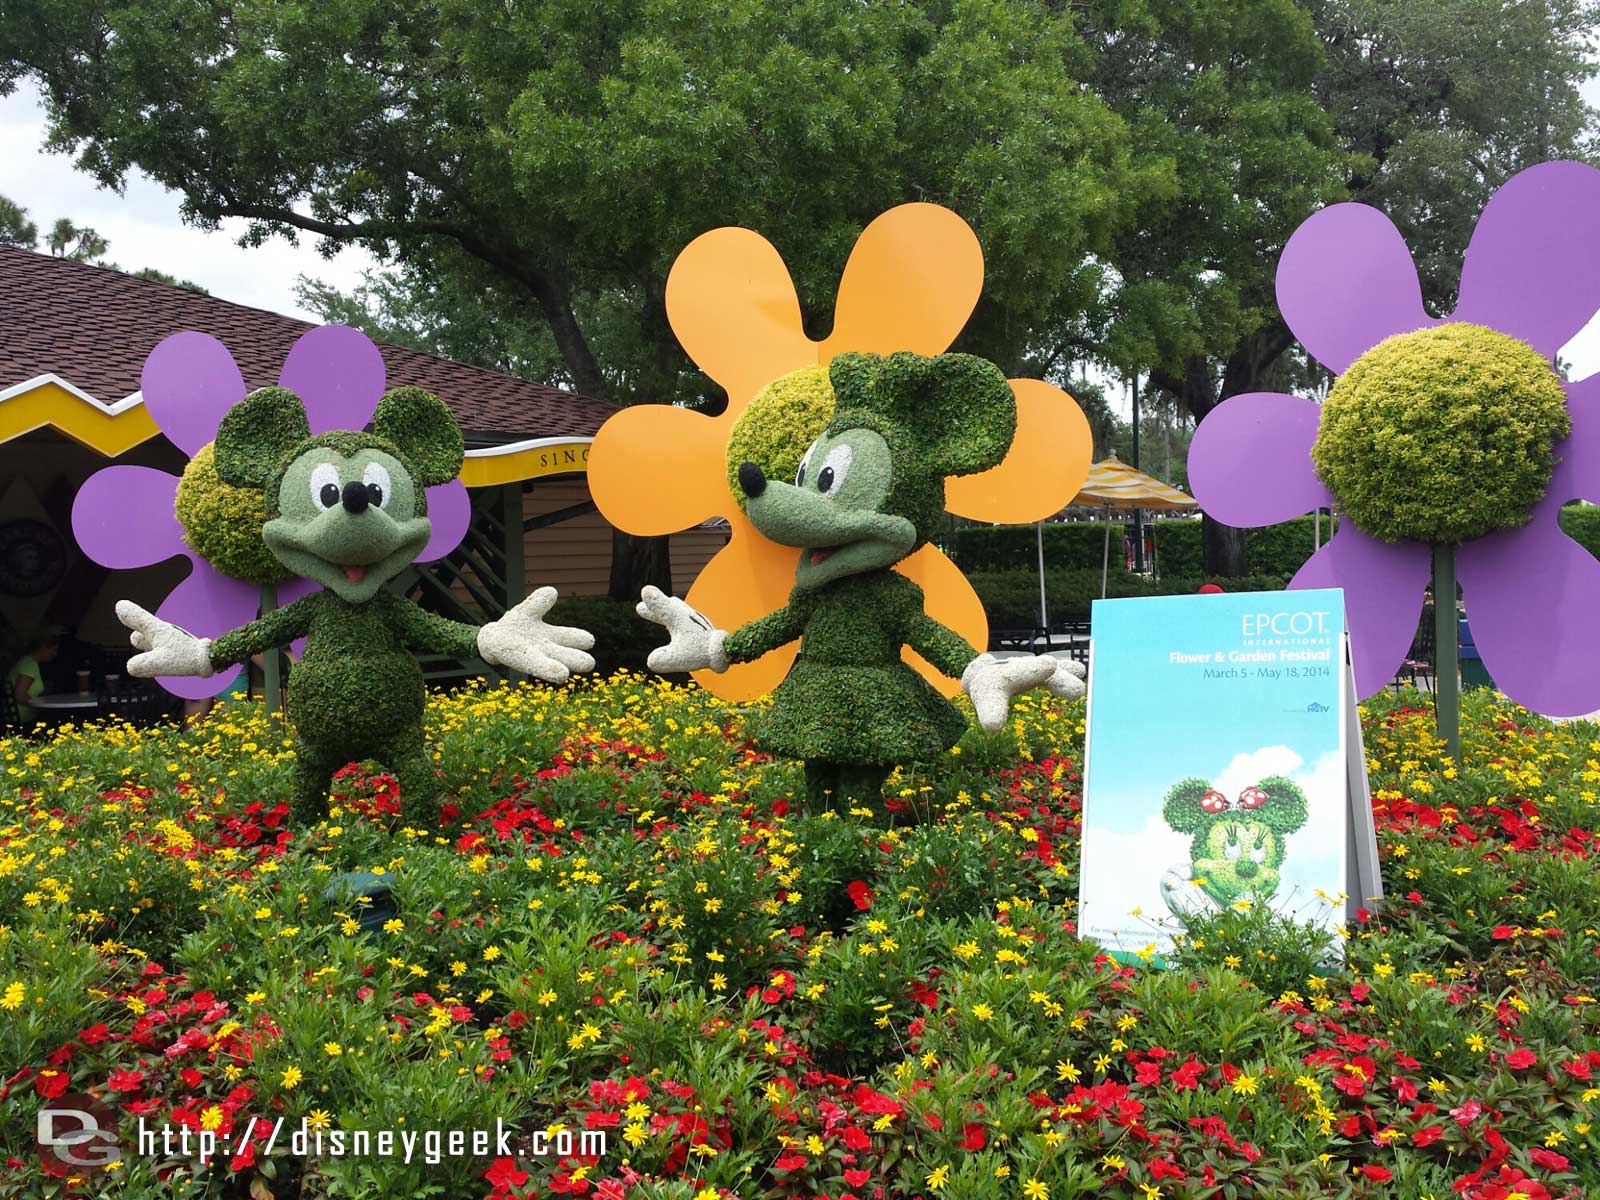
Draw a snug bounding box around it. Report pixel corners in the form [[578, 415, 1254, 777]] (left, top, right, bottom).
[[341, 480, 371, 514], [738, 461, 767, 499]]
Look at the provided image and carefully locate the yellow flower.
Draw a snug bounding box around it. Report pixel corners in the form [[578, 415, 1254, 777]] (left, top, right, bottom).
[[1023, 1181, 1050, 1200], [926, 1164, 950, 1190], [483, 946, 502, 962], [324, 1042, 343, 1057], [1231, 1073, 1259, 1097], [1, 982, 23, 1010], [280, 1066, 302, 1090]]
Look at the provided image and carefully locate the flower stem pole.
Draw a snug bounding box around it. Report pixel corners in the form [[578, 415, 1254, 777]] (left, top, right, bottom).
[[261, 582, 281, 717], [1433, 544, 1459, 758]]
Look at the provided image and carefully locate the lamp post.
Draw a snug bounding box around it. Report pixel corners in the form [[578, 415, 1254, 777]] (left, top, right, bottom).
[[1131, 374, 1145, 572]]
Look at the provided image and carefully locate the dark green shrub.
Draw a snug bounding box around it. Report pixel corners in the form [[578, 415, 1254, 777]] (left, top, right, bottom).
[[969, 567, 1161, 627], [1559, 504, 1600, 560], [546, 595, 659, 675], [947, 522, 1114, 571], [1153, 515, 1334, 579]]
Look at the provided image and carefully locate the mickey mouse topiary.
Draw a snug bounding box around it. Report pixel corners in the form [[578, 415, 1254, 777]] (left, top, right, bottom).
[[1311, 323, 1570, 545], [113, 384, 596, 825]]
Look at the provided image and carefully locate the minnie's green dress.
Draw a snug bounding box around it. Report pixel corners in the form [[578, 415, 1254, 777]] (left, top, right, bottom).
[[723, 571, 978, 807]]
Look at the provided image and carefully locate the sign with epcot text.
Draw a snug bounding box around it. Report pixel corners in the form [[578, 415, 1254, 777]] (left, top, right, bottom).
[[1078, 588, 1379, 964]]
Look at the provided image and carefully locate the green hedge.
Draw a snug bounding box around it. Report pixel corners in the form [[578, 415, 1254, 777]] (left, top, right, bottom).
[[947, 523, 1119, 571], [1559, 506, 1600, 560], [969, 568, 1291, 630], [1152, 514, 1336, 578], [1150, 508, 1600, 579], [547, 595, 660, 677]]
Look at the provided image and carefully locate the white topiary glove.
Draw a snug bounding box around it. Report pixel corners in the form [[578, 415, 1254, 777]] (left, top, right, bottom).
[[477, 586, 597, 683], [636, 586, 729, 674], [1045, 656, 1087, 700], [961, 653, 1058, 732], [116, 600, 215, 678]]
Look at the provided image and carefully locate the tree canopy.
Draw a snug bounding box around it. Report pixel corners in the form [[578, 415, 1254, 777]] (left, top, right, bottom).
[[3, 0, 1591, 583]]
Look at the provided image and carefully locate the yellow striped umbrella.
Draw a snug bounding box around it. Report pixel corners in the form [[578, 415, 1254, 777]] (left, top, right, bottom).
[[1075, 453, 1198, 512], [1062, 453, 1198, 597]]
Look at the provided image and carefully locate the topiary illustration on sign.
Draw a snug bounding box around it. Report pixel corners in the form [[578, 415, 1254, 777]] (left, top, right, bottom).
[[1159, 775, 1310, 914], [638, 350, 1085, 817], [111, 385, 597, 825]]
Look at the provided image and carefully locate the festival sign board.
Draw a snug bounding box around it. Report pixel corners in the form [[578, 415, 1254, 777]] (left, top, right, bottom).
[[1079, 588, 1379, 963]]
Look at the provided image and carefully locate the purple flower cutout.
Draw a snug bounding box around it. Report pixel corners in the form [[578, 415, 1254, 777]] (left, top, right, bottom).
[[71, 325, 472, 699], [1190, 161, 1600, 717]]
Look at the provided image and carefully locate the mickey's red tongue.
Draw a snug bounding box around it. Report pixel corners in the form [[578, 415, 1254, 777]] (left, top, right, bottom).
[[343, 565, 366, 583], [809, 548, 837, 567]]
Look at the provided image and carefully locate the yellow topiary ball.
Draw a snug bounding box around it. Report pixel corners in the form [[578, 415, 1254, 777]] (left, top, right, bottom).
[[725, 365, 837, 509], [174, 442, 292, 584], [1311, 322, 1570, 545]]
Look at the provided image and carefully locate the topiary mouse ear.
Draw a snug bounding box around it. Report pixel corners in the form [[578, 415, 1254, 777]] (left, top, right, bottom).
[[1252, 776, 1310, 835], [372, 386, 464, 486], [213, 387, 311, 489], [1163, 778, 1222, 833], [842, 352, 1015, 477]]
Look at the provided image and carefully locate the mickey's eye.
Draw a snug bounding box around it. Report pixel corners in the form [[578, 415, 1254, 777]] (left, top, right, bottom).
[[816, 444, 853, 494], [1250, 845, 1268, 864], [795, 440, 820, 488], [1223, 840, 1242, 861], [363, 462, 392, 509], [310, 463, 341, 510]]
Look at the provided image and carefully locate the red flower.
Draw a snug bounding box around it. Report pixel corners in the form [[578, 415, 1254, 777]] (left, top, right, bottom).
[[107, 1069, 146, 1093], [486, 1158, 530, 1190], [1529, 1147, 1570, 1173], [35, 1071, 68, 1100], [1502, 1048, 1537, 1070], [844, 1168, 871, 1187], [1170, 1061, 1203, 1091], [1357, 1165, 1393, 1182], [846, 881, 874, 911], [960, 1123, 986, 1151]]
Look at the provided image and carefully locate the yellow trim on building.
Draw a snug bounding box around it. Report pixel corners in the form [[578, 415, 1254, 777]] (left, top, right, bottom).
[[0, 376, 593, 487], [459, 440, 592, 487], [0, 379, 159, 456]]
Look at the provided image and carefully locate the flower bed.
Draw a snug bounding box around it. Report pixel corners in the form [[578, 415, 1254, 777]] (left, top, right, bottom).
[[2, 679, 1597, 1198]]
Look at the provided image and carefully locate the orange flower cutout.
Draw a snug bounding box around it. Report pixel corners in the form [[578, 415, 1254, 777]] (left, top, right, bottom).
[[589, 203, 1092, 701]]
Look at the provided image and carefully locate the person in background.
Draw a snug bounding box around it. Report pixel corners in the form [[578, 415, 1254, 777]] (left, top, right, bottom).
[[8, 626, 62, 725], [183, 653, 269, 725]]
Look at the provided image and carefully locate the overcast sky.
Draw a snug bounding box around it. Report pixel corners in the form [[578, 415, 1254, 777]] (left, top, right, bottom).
[[2, 72, 1598, 392]]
